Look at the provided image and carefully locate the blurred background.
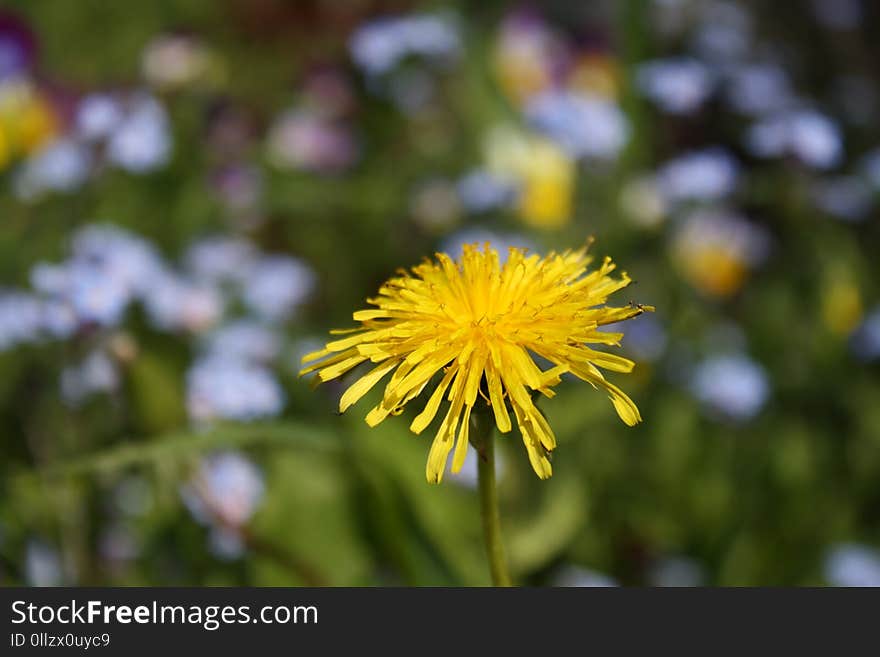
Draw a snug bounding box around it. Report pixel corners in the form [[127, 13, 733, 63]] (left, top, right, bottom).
[[1, 0, 879, 587]]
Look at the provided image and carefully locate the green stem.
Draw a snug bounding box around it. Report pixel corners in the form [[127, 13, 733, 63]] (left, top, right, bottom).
[[476, 426, 512, 587]]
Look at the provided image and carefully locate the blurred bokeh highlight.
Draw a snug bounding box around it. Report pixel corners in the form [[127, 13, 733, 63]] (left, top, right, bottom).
[[1, 0, 879, 586]]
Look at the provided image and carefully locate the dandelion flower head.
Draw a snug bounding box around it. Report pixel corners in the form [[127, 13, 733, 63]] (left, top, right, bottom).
[[301, 242, 652, 482]]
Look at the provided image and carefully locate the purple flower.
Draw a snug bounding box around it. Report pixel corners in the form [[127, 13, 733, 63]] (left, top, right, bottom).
[[0, 13, 36, 81]]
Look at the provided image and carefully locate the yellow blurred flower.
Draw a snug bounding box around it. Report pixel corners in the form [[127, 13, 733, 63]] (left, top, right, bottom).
[[485, 125, 574, 229], [17, 94, 58, 154], [0, 80, 59, 165], [679, 245, 748, 298], [0, 127, 9, 169], [672, 210, 768, 298], [822, 274, 863, 336], [568, 53, 621, 99], [493, 23, 557, 106], [302, 243, 652, 483]]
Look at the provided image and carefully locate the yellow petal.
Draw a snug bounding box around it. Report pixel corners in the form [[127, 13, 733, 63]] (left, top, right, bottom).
[[451, 404, 472, 473], [486, 366, 512, 433], [338, 358, 401, 413], [605, 381, 642, 426], [410, 366, 457, 434], [512, 404, 552, 479], [316, 354, 368, 382]]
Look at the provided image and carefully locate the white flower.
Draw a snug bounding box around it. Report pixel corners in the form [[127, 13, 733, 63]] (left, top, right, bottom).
[[141, 34, 212, 90], [619, 175, 668, 228]]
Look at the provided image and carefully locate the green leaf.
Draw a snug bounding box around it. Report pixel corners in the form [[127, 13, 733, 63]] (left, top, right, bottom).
[[19, 421, 340, 480], [507, 471, 588, 574]]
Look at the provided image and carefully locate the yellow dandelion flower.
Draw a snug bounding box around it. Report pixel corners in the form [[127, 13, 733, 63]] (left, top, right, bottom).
[[301, 242, 653, 483]]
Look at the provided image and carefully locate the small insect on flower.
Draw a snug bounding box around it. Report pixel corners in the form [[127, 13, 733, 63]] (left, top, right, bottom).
[[301, 242, 653, 483]]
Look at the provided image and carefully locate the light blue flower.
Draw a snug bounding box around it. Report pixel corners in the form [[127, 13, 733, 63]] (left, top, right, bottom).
[[242, 256, 315, 322], [637, 57, 715, 114], [440, 228, 534, 265], [745, 109, 842, 169], [0, 291, 44, 350], [185, 236, 257, 286], [25, 540, 62, 587], [812, 176, 873, 222], [181, 452, 265, 559], [349, 13, 460, 76], [552, 566, 618, 587], [14, 138, 92, 199], [690, 353, 769, 422], [107, 94, 171, 173], [825, 543, 880, 587], [142, 272, 223, 333], [526, 90, 629, 160], [850, 308, 880, 362], [203, 320, 280, 363], [186, 356, 284, 422], [60, 350, 119, 405], [657, 148, 739, 203], [724, 63, 794, 116], [456, 169, 518, 213], [75, 93, 123, 140]]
